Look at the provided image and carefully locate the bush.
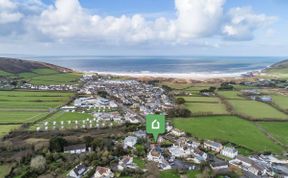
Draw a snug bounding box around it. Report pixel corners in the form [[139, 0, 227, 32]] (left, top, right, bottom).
[[49, 137, 67, 152], [176, 97, 185, 104], [30, 155, 46, 174]]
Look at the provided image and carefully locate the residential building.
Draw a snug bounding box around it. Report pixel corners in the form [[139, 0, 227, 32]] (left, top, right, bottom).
[[203, 140, 223, 152], [220, 146, 238, 158], [93, 166, 114, 178], [123, 136, 138, 149], [67, 163, 87, 178], [64, 144, 87, 154]]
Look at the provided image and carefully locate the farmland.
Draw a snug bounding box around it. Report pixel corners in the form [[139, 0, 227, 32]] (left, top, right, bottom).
[[173, 116, 284, 153], [0, 90, 74, 124], [259, 122, 288, 146], [179, 96, 228, 115], [271, 94, 288, 111], [217, 91, 288, 120]]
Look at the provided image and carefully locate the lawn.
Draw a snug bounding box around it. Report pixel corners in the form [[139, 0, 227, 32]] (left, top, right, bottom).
[[0, 125, 20, 137], [160, 170, 180, 178], [228, 100, 288, 120], [186, 170, 201, 178], [0, 91, 74, 123], [133, 157, 145, 169], [173, 116, 284, 153], [259, 122, 288, 146], [180, 96, 228, 115]]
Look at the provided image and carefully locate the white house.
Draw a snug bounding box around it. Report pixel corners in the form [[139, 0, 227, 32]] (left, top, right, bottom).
[[93, 166, 114, 178], [221, 146, 238, 158], [193, 149, 208, 162], [123, 136, 138, 149], [147, 149, 162, 162], [67, 163, 87, 178], [64, 144, 87, 154], [170, 128, 185, 137], [229, 156, 267, 176], [168, 145, 189, 158], [203, 140, 223, 152], [117, 156, 135, 171]]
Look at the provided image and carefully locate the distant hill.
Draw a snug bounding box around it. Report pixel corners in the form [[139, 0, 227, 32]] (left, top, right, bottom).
[[264, 59, 288, 74], [0, 57, 73, 74]]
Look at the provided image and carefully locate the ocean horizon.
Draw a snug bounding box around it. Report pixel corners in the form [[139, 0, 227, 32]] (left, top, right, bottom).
[[20, 56, 286, 78]]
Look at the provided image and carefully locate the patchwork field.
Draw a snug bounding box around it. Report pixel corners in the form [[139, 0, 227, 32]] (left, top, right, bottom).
[[173, 116, 284, 153], [228, 100, 288, 120], [178, 96, 228, 115], [271, 95, 288, 111], [217, 91, 288, 120], [259, 122, 288, 146], [0, 91, 74, 124]]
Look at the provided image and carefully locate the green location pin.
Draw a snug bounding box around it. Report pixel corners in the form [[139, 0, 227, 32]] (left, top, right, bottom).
[[146, 114, 165, 142]]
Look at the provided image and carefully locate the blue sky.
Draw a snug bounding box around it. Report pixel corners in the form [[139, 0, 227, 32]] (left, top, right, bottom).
[[0, 0, 287, 56]]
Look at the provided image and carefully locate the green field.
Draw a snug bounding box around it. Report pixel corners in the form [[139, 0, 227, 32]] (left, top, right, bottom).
[[0, 91, 73, 124], [179, 96, 228, 115], [160, 170, 180, 178], [29, 73, 81, 85], [228, 100, 288, 120], [217, 91, 244, 100], [271, 95, 288, 111], [0, 70, 12, 77], [173, 116, 284, 153], [160, 82, 191, 90], [259, 122, 288, 146], [0, 125, 20, 137]]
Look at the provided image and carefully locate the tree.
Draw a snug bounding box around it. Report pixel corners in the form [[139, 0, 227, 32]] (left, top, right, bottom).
[[49, 137, 67, 152], [30, 155, 46, 174], [97, 90, 108, 98], [176, 97, 185, 105]]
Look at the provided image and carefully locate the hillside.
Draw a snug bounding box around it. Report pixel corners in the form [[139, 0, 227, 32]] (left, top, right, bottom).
[[0, 57, 72, 74], [0, 57, 81, 85], [264, 59, 288, 74]]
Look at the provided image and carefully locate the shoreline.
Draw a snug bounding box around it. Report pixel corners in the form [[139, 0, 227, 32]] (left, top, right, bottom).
[[82, 70, 260, 80]]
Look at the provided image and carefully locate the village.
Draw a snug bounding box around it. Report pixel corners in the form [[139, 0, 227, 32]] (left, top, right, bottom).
[[35, 74, 287, 178]]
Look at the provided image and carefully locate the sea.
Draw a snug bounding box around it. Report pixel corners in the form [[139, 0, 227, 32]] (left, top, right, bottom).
[[26, 56, 285, 78]]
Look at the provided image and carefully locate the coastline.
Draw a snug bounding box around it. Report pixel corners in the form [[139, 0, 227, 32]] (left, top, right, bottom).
[[83, 70, 258, 80]]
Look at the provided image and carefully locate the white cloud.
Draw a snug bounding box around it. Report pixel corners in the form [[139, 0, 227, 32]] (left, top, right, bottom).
[[222, 7, 277, 41], [0, 0, 279, 52], [175, 0, 225, 38], [0, 0, 23, 24]]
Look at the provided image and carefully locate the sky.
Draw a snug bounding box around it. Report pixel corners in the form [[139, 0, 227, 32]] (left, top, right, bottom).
[[0, 0, 288, 56]]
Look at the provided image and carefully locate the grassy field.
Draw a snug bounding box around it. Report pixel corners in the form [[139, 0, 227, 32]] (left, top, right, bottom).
[[228, 100, 288, 120], [0, 91, 74, 124], [0, 125, 20, 137], [0, 70, 12, 77], [179, 96, 228, 115], [160, 82, 191, 90], [173, 116, 284, 153], [217, 91, 244, 100], [259, 122, 288, 146], [0, 164, 13, 177], [271, 95, 288, 111], [29, 73, 81, 85]]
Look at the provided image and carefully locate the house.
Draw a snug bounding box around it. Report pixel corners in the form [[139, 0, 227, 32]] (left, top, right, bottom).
[[229, 156, 267, 176], [147, 148, 162, 162], [117, 156, 135, 171], [203, 140, 223, 152], [168, 145, 187, 158], [134, 130, 146, 138], [187, 140, 201, 149], [193, 149, 208, 162], [170, 128, 185, 137], [210, 160, 229, 170], [64, 144, 87, 154], [123, 136, 138, 149], [220, 146, 238, 158], [67, 163, 88, 178], [93, 166, 114, 178]]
